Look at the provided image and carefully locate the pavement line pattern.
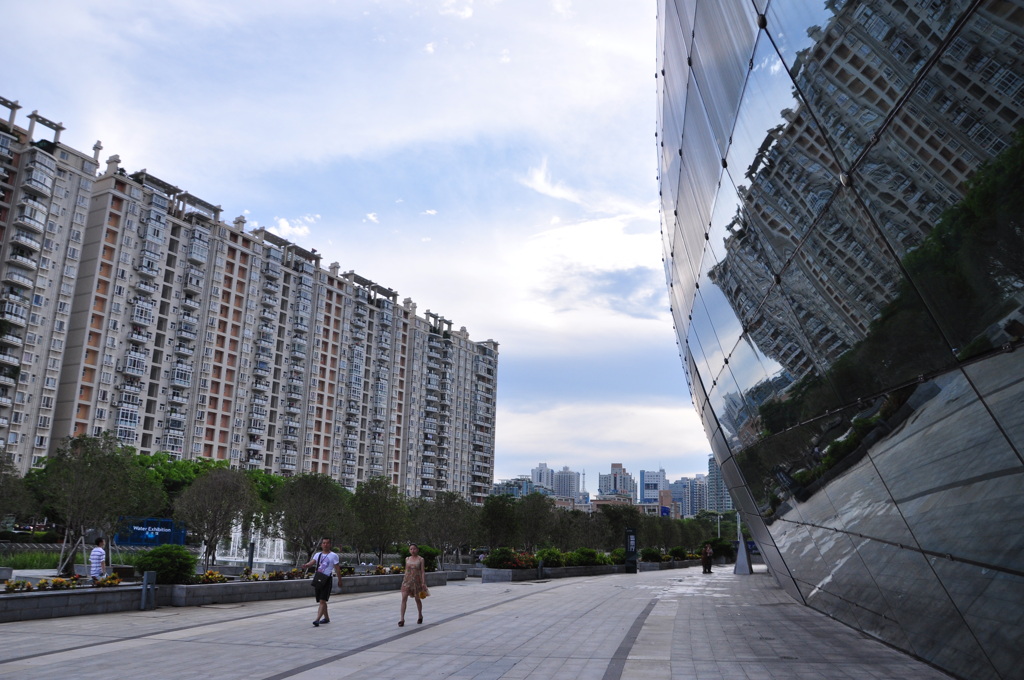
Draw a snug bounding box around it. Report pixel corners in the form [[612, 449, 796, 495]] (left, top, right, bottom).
[[601, 598, 657, 680]]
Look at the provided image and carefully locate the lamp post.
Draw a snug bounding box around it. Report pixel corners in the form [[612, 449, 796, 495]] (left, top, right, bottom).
[[717, 513, 721, 538]]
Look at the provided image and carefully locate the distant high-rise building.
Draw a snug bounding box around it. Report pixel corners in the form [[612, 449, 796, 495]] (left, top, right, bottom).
[[597, 463, 636, 502], [552, 466, 580, 500], [638, 468, 668, 504], [669, 475, 707, 517], [531, 463, 554, 490], [706, 456, 733, 513], [0, 98, 497, 506]]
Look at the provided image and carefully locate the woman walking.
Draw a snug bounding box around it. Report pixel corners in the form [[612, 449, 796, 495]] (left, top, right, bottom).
[[398, 543, 429, 626]]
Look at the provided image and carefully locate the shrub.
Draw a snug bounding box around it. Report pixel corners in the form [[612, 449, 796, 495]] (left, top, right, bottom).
[[535, 548, 565, 568], [483, 547, 537, 569], [609, 547, 626, 564], [639, 547, 663, 563], [668, 546, 688, 560], [135, 545, 197, 584], [566, 547, 608, 567], [195, 570, 227, 584]]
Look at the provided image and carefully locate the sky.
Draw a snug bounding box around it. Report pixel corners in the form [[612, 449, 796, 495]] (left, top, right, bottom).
[[3, 0, 712, 484]]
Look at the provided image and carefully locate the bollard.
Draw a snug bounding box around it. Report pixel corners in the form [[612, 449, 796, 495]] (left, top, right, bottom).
[[140, 570, 157, 610]]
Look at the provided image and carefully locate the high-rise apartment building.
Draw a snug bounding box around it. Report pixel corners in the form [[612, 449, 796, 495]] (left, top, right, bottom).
[[551, 465, 580, 501], [705, 456, 732, 513], [530, 462, 554, 489], [0, 98, 497, 505], [658, 2, 1024, 678], [668, 475, 706, 518], [638, 468, 668, 504], [596, 463, 636, 502]]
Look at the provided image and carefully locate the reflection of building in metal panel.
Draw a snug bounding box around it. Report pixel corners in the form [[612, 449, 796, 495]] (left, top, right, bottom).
[[658, 1, 1024, 679]]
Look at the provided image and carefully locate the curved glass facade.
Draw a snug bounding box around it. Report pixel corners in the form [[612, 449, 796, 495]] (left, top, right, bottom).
[[657, 2, 1024, 679]]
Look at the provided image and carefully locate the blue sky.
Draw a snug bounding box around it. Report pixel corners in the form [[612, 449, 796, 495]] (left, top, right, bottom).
[[4, 0, 712, 483]]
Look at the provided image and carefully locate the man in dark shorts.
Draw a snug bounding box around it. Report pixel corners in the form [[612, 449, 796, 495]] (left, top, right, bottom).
[[301, 538, 343, 626]]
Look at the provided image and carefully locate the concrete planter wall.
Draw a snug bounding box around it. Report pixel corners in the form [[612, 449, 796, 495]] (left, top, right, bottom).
[[481, 564, 626, 583], [0, 571, 463, 621], [0, 586, 148, 623]]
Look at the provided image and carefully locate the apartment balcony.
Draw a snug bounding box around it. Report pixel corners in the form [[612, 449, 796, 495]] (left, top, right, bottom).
[[167, 391, 187, 404], [282, 430, 298, 442], [0, 352, 19, 367], [174, 343, 194, 357], [290, 348, 307, 361], [285, 401, 301, 415], [343, 443, 358, 454], [120, 380, 142, 394], [181, 296, 200, 311], [251, 379, 270, 392], [247, 426, 266, 435], [0, 374, 15, 388], [183, 277, 203, 294], [0, 310, 26, 328], [344, 418, 358, 428], [2, 270, 32, 288], [261, 294, 278, 307], [262, 280, 280, 293], [6, 252, 37, 271], [134, 278, 158, 294], [279, 460, 296, 471], [179, 312, 199, 326], [186, 244, 208, 265], [263, 263, 281, 279], [12, 232, 41, 252], [259, 308, 275, 321], [253, 366, 270, 378], [136, 263, 159, 279], [176, 327, 197, 341], [293, 319, 309, 333], [251, 393, 268, 406], [246, 451, 264, 463], [0, 395, 12, 408], [20, 176, 51, 200], [247, 438, 265, 452], [0, 417, 9, 428]]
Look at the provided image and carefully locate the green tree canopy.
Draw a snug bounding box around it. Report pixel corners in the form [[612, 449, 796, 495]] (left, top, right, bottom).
[[480, 494, 518, 549], [272, 473, 353, 564], [352, 476, 408, 563], [174, 467, 258, 570]]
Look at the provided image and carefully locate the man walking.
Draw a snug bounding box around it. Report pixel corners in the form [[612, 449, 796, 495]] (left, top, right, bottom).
[[90, 537, 106, 583]]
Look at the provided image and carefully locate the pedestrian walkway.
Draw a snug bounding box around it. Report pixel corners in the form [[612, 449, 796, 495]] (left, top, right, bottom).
[[0, 565, 951, 679]]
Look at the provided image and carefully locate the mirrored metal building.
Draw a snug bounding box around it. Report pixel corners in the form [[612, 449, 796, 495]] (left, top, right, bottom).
[[657, 2, 1024, 678]]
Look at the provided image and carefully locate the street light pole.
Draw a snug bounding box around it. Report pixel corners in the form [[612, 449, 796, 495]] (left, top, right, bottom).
[[717, 513, 721, 538]]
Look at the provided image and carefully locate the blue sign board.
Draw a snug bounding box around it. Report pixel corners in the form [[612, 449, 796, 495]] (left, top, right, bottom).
[[115, 517, 186, 546]]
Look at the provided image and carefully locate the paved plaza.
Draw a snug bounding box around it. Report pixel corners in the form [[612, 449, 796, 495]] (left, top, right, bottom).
[[0, 565, 952, 679]]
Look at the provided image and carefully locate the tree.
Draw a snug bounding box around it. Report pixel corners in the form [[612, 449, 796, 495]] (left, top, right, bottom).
[[517, 493, 555, 552], [135, 452, 227, 516], [352, 476, 408, 564], [410, 491, 476, 562], [174, 467, 257, 570], [0, 454, 35, 525], [273, 473, 353, 564], [480, 494, 518, 549], [596, 504, 640, 551], [31, 433, 165, 571]]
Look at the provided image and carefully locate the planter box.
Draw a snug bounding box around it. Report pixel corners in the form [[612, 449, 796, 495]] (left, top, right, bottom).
[[541, 564, 625, 578], [481, 567, 542, 583], [0, 586, 149, 623], [637, 559, 700, 571], [0, 567, 12, 581], [158, 570, 456, 607]]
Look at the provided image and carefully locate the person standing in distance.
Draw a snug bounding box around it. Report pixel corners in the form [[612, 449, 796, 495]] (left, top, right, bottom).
[[301, 538, 343, 627], [90, 537, 106, 584]]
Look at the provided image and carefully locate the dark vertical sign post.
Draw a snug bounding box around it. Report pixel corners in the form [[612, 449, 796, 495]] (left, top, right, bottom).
[[625, 527, 638, 574]]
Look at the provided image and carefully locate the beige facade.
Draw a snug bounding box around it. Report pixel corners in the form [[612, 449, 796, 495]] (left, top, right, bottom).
[[0, 98, 497, 505]]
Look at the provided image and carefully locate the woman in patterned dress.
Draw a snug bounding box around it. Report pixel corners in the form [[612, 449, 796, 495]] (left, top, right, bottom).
[[398, 543, 429, 626]]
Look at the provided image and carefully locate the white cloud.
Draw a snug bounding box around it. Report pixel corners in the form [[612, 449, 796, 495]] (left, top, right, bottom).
[[421, 209, 438, 216], [440, 0, 474, 19], [424, 42, 436, 54], [268, 214, 319, 239], [495, 399, 709, 481], [365, 213, 379, 223]]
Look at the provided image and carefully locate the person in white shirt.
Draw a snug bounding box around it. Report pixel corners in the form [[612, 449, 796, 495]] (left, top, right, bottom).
[[90, 538, 106, 583], [300, 538, 343, 627]]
